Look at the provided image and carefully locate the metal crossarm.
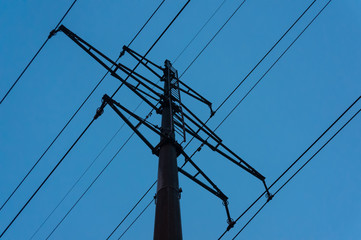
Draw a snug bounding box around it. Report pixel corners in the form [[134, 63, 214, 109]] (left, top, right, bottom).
[[114, 62, 163, 92], [180, 109, 222, 143], [176, 79, 213, 114], [122, 45, 164, 73], [176, 118, 266, 181], [178, 150, 234, 226], [101, 94, 163, 154], [57, 25, 160, 110], [54, 24, 270, 236]]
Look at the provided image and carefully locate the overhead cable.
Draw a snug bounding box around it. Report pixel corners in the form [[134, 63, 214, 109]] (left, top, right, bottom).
[[179, 0, 246, 78], [0, 119, 95, 238], [28, 118, 127, 240], [173, 0, 228, 64], [231, 99, 361, 239], [0, 0, 165, 216], [0, 0, 78, 104], [45, 130, 138, 239], [107, 181, 157, 239], [111, 0, 191, 98], [39, 1, 191, 237], [182, 0, 318, 151], [118, 198, 155, 239], [215, 0, 331, 131]]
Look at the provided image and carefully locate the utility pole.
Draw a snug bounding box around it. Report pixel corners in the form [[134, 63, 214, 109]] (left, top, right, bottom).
[[55, 25, 271, 239], [154, 60, 183, 240]]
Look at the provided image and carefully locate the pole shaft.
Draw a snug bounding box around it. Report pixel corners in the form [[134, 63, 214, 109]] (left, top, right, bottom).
[[154, 60, 182, 240]]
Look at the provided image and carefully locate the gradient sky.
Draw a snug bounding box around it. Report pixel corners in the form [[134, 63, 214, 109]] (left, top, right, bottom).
[[1, 0, 360, 239]]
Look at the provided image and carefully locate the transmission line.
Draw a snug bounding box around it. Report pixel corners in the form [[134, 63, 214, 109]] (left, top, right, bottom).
[[0, 0, 165, 215], [29, 117, 128, 240], [0, 119, 95, 238], [111, 0, 191, 98], [45, 129, 139, 239], [179, 0, 246, 78], [109, 183, 157, 239], [182, 0, 318, 152], [216, 95, 361, 239], [180, 0, 318, 152], [215, 0, 331, 132], [31, 76, 160, 239], [118, 198, 155, 239], [26, 1, 166, 236], [212, 0, 317, 113], [173, 0, 228, 64], [0, 0, 78, 104], [0, 0, 173, 235], [34, 1, 191, 237], [231, 101, 361, 240]]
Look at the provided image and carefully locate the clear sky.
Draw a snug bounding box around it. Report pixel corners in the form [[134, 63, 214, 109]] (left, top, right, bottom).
[[0, 0, 360, 239]]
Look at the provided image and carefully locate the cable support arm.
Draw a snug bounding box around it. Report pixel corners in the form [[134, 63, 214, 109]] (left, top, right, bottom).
[[179, 151, 226, 200], [57, 25, 160, 110], [104, 95, 161, 133], [178, 103, 266, 182], [176, 78, 214, 114], [178, 150, 234, 226], [176, 118, 265, 182], [179, 103, 222, 142], [178, 169, 221, 199], [115, 62, 163, 92], [123, 46, 214, 115], [178, 109, 222, 144], [101, 94, 160, 153], [122, 45, 164, 73], [177, 87, 213, 114], [126, 50, 163, 80]]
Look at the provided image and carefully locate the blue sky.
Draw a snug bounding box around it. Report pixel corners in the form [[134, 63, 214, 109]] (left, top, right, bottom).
[[0, 0, 360, 239]]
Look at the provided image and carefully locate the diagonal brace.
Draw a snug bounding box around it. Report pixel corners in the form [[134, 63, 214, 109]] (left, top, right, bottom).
[[57, 25, 160, 110], [102, 95, 158, 154], [178, 150, 234, 226]]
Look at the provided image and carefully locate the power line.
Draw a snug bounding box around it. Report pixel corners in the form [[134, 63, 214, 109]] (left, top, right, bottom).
[[182, 0, 318, 152], [181, 0, 318, 152], [25, 1, 165, 236], [0, 0, 78, 104], [216, 95, 361, 239], [215, 0, 331, 132], [118, 198, 155, 239], [111, 0, 191, 98], [28, 116, 129, 240], [179, 0, 246, 78], [30, 76, 159, 239], [0, 119, 95, 238], [173, 0, 228, 64], [45, 130, 138, 239], [0, 0, 165, 216], [231, 102, 361, 240], [107, 181, 157, 239], [213, 0, 317, 113], [37, 1, 191, 237], [39, 94, 156, 239], [128, 0, 166, 47]]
